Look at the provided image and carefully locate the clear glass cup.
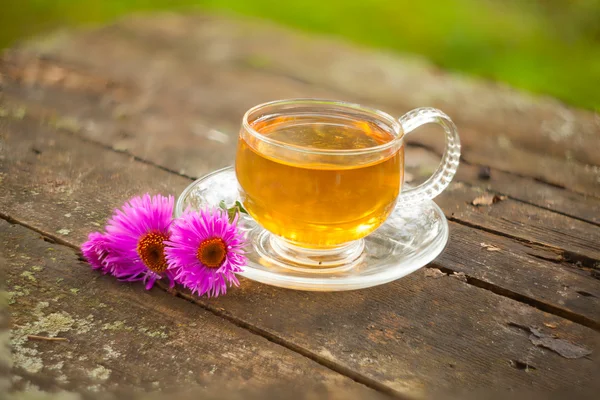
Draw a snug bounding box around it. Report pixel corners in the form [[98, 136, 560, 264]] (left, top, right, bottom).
[[235, 99, 460, 269]]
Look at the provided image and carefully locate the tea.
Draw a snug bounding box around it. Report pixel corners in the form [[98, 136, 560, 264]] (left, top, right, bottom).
[[236, 115, 404, 247]]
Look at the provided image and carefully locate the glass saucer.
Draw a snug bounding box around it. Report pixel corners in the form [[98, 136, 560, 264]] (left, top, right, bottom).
[[175, 167, 449, 291]]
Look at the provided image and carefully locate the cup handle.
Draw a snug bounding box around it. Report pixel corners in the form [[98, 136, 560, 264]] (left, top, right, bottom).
[[397, 107, 461, 205]]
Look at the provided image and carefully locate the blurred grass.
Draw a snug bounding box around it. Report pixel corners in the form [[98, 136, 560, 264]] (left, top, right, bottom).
[[1, 0, 599, 111]]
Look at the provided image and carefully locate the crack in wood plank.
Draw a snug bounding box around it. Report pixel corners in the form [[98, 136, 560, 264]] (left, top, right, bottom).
[[430, 265, 599, 331], [448, 217, 600, 270]]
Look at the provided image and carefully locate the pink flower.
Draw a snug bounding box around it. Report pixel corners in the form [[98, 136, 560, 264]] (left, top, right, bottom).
[[102, 194, 176, 290], [166, 208, 247, 297], [81, 232, 119, 274]]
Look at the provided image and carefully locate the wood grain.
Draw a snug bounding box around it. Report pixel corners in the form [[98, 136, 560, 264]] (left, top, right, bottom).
[[134, 14, 597, 166], [1, 99, 599, 398], [452, 157, 600, 225], [20, 14, 598, 196], [2, 100, 598, 326], [3, 39, 599, 223], [192, 269, 599, 398], [438, 223, 599, 329], [436, 184, 600, 263], [3, 56, 600, 260], [1, 220, 382, 399]]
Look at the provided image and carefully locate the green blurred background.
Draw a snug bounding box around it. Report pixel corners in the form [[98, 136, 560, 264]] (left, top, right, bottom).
[[1, 0, 599, 111]]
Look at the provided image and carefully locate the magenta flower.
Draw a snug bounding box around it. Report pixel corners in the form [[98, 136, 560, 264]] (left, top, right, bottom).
[[103, 194, 176, 290], [166, 208, 247, 297], [81, 232, 119, 274]]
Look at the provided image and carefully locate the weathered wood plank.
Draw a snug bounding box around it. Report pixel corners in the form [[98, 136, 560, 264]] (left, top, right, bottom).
[[439, 223, 599, 329], [3, 39, 599, 224], [409, 147, 600, 226], [452, 158, 600, 225], [1, 220, 381, 398], [437, 184, 600, 263], [22, 14, 599, 196], [1, 98, 598, 398], [3, 37, 598, 212], [0, 114, 190, 238], [187, 270, 600, 398], [3, 53, 600, 263], [4, 72, 599, 228], [451, 135, 600, 198], [128, 14, 598, 167]]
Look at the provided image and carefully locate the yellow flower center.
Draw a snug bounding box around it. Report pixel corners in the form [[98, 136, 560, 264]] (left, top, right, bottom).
[[137, 231, 169, 274], [197, 238, 227, 268]]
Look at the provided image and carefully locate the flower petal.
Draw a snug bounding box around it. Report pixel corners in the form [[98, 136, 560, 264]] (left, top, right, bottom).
[[166, 208, 247, 297]]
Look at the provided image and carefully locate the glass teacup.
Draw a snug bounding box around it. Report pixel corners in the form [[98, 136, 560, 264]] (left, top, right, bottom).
[[235, 99, 460, 268]]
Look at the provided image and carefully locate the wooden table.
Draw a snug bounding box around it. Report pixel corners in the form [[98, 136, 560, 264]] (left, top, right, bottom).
[[1, 13, 599, 399]]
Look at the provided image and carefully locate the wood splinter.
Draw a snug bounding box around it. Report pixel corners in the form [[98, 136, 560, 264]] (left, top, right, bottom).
[[27, 335, 70, 342]]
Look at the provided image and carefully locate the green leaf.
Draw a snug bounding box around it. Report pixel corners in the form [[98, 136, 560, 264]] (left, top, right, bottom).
[[235, 201, 248, 215], [219, 200, 248, 223]]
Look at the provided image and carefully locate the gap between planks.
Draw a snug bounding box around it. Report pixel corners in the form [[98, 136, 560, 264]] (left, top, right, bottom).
[[405, 142, 600, 228], [431, 264, 599, 331], [448, 217, 600, 271]]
